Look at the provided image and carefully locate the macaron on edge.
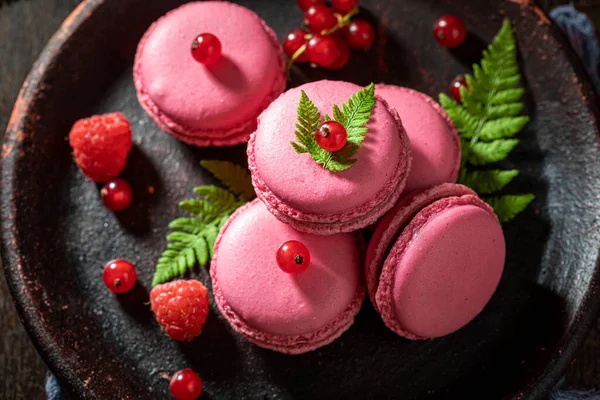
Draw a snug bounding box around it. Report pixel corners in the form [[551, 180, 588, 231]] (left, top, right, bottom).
[[375, 193, 502, 339]]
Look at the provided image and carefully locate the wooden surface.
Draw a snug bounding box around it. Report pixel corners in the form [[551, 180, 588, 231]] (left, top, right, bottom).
[[0, 0, 598, 398]]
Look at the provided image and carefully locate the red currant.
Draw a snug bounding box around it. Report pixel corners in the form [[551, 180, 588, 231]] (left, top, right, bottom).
[[191, 33, 222, 65], [450, 75, 469, 102], [284, 29, 309, 63], [101, 178, 133, 211], [103, 259, 137, 294], [433, 15, 467, 48], [306, 35, 341, 67], [169, 369, 203, 400], [277, 241, 311, 274], [315, 121, 348, 151], [297, 0, 325, 12], [345, 19, 375, 50], [327, 37, 350, 70], [332, 0, 358, 14], [305, 4, 338, 34]]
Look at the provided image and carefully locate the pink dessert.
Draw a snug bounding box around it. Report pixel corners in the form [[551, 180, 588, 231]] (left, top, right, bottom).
[[376, 85, 461, 193], [365, 183, 505, 339], [248, 80, 412, 235], [211, 199, 365, 354], [134, 1, 286, 147]]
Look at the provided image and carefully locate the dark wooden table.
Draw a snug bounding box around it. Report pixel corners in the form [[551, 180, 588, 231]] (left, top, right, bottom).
[[0, 0, 599, 399]]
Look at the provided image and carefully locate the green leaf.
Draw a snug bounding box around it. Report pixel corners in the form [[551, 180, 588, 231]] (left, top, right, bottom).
[[290, 84, 376, 172], [479, 116, 529, 141], [465, 139, 519, 165], [200, 160, 255, 201], [152, 162, 252, 287], [440, 20, 533, 222], [458, 169, 519, 194], [484, 194, 535, 222]]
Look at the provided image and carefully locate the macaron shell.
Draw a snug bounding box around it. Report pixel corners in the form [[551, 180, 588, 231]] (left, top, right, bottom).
[[248, 81, 411, 233], [375, 195, 505, 339], [375, 85, 460, 193], [365, 183, 476, 308], [211, 199, 365, 353], [134, 1, 285, 142]]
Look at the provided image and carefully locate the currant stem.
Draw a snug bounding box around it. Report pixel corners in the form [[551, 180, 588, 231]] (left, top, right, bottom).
[[286, 6, 360, 76], [286, 43, 308, 76], [322, 7, 360, 36]]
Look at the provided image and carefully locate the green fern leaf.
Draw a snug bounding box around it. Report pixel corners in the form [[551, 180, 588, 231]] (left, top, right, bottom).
[[440, 19, 534, 222], [152, 163, 251, 287], [484, 194, 535, 223], [199, 160, 255, 201], [458, 169, 519, 194], [465, 139, 519, 165], [290, 84, 376, 172]]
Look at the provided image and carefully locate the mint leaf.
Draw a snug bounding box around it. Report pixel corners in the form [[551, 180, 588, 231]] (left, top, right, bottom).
[[484, 194, 535, 223], [458, 169, 519, 194], [152, 161, 253, 287], [290, 84, 376, 172]]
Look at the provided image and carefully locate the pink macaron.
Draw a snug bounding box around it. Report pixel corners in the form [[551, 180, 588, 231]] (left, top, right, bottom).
[[211, 199, 365, 354], [134, 1, 286, 146], [376, 85, 461, 193], [248, 80, 412, 235], [365, 183, 505, 339]]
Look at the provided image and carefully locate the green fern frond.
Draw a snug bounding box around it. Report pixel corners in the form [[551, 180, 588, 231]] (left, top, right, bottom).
[[440, 20, 534, 222], [152, 161, 254, 287]]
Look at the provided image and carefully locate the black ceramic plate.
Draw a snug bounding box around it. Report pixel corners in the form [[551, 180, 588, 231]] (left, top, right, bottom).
[[2, 0, 600, 399]]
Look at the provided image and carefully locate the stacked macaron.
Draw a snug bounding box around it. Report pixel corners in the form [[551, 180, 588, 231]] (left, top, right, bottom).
[[365, 183, 505, 339], [209, 80, 506, 352], [134, 1, 286, 146]]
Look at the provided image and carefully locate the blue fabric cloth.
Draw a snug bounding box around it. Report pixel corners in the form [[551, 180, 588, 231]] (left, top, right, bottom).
[[44, 4, 600, 400], [550, 4, 600, 92]]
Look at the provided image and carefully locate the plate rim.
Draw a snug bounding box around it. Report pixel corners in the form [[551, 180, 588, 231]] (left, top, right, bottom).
[[2, 0, 600, 399]]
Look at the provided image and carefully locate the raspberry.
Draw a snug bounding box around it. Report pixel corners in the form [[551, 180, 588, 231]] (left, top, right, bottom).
[[150, 280, 210, 341], [69, 112, 132, 182]]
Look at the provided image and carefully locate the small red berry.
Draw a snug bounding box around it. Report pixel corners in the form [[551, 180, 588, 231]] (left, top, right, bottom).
[[150, 280, 210, 341], [332, 0, 358, 14], [344, 19, 375, 50], [103, 259, 137, 294], [191, 33, 222, 65], [433, 15, 467, 48], [170, 369, 203, 400], [101, 178, 133, 211], [316, 121, 348, 151], [450, 75, 469, 102], [277, 241, 311, 274], [284, 29, 310, 63], [296, 0, 325, 12], [305, 4, 338, 34], [327, 37, 350, 70], [306, 35, 341, 67], [69, 113, 132, 183]]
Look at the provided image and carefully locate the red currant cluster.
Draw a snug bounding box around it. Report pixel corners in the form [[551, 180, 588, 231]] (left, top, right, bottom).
[[284, 0, 375, 71], [432, 15, 470, 102]]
